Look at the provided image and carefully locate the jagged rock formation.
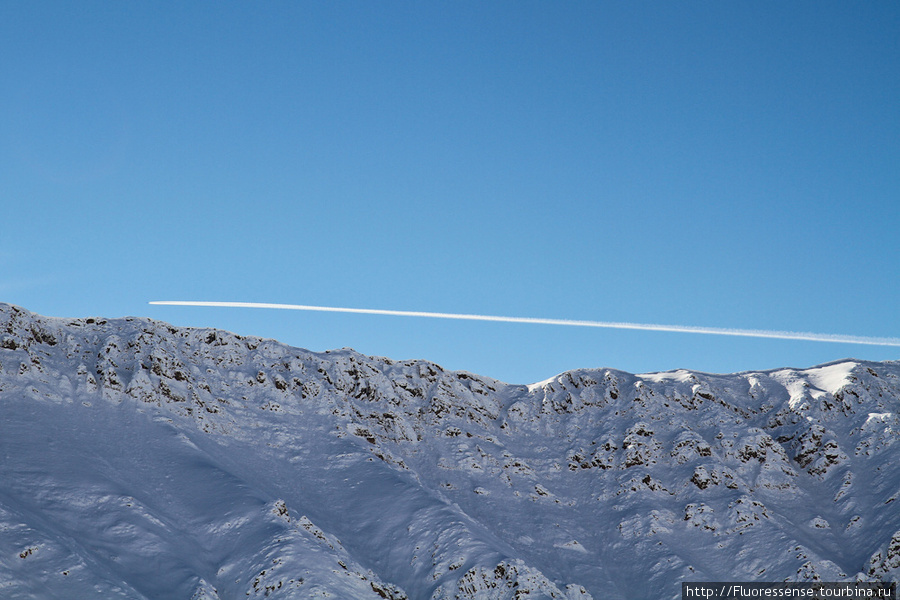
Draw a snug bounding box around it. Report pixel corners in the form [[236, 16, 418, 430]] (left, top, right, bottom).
[[1, 303, 899, 599]]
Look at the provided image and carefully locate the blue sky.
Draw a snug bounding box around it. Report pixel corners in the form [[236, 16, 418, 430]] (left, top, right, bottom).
[[2, 2, 898, 384]]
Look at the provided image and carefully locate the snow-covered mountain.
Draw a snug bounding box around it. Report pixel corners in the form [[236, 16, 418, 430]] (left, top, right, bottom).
[[2, 303, 900, 599]]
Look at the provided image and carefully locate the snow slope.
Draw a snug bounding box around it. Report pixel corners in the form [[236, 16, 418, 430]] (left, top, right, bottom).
[[1, 303, 899, 599]]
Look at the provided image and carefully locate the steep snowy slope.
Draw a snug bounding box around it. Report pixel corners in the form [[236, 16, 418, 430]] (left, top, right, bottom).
[[1, 303, 899, 599]]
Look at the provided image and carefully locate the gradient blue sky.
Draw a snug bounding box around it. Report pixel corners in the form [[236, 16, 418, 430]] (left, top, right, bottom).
[[3, 2, 898, 384]]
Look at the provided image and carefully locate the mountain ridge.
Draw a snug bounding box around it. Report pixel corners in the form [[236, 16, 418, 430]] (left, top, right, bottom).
[[2, 303, 899, 599]]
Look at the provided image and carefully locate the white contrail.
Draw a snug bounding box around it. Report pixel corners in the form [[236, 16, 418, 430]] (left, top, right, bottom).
[[148, 301, 900, 347]]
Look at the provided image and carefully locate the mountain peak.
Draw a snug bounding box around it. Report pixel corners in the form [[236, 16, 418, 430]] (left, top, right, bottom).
[[1, 304, 899, 598]]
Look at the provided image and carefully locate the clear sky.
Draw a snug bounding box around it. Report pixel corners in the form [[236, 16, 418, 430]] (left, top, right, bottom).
[[2, 2, 898, 384]]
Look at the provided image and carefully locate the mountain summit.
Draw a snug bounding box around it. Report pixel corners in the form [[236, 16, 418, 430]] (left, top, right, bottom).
[[1, 304, 899, 599]]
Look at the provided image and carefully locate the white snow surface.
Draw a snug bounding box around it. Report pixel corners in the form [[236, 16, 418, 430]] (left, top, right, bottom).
[[1, 303, 900, 599]]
